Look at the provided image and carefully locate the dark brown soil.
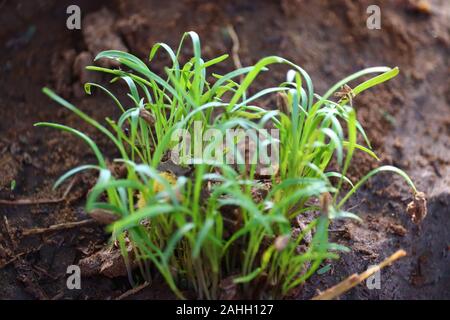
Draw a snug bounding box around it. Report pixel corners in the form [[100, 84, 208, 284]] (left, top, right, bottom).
[[0, 0, 448, 299]]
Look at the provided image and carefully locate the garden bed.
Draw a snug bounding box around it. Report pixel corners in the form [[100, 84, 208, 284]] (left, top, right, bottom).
[[0, 0, 448, 299]]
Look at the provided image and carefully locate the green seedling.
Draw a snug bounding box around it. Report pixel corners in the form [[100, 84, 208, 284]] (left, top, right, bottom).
[[37, 31, 417, 299]]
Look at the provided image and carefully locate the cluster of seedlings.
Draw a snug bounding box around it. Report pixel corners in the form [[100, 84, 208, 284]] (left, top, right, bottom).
[[39, 32, 417, 299]]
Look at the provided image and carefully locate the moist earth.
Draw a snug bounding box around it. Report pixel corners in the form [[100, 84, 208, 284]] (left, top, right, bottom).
[[0, 0, 449, 299]]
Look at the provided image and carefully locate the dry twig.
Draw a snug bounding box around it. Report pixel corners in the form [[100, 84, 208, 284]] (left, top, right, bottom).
[[226, 24, 243, 80], [21, 219, 97, 237], [3, 215, 18, 250], [312, 249, 407, 300], [116, 282, 150, 300], [0, 177, 77, 205], [0, 245, 43, 269]]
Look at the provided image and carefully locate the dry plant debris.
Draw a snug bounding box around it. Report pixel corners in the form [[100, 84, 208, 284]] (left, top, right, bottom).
[[406, 191, 428, 224], [312, 249, 407, 300]]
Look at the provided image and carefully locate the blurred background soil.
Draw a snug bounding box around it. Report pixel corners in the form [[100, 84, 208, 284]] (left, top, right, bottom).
[[0, 0, 448, 299]]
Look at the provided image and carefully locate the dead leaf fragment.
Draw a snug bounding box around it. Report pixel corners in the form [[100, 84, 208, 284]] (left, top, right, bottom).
[[274, 235, 290, 251], [406, 191, 427, 224], [89, 209, 119, 225], [139, 108, 155, 126]]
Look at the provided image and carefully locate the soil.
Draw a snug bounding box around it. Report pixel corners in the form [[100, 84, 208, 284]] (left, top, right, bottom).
[[0, 0, 449, 299]]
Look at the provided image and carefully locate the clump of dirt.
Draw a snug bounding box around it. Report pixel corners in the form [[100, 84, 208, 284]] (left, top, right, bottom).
[[82, 7, 128, 67], [51, 49, 77, 98], [0, 154, 19, 191], [51, 6, 128, 98], [79, 244, 132, 278]]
